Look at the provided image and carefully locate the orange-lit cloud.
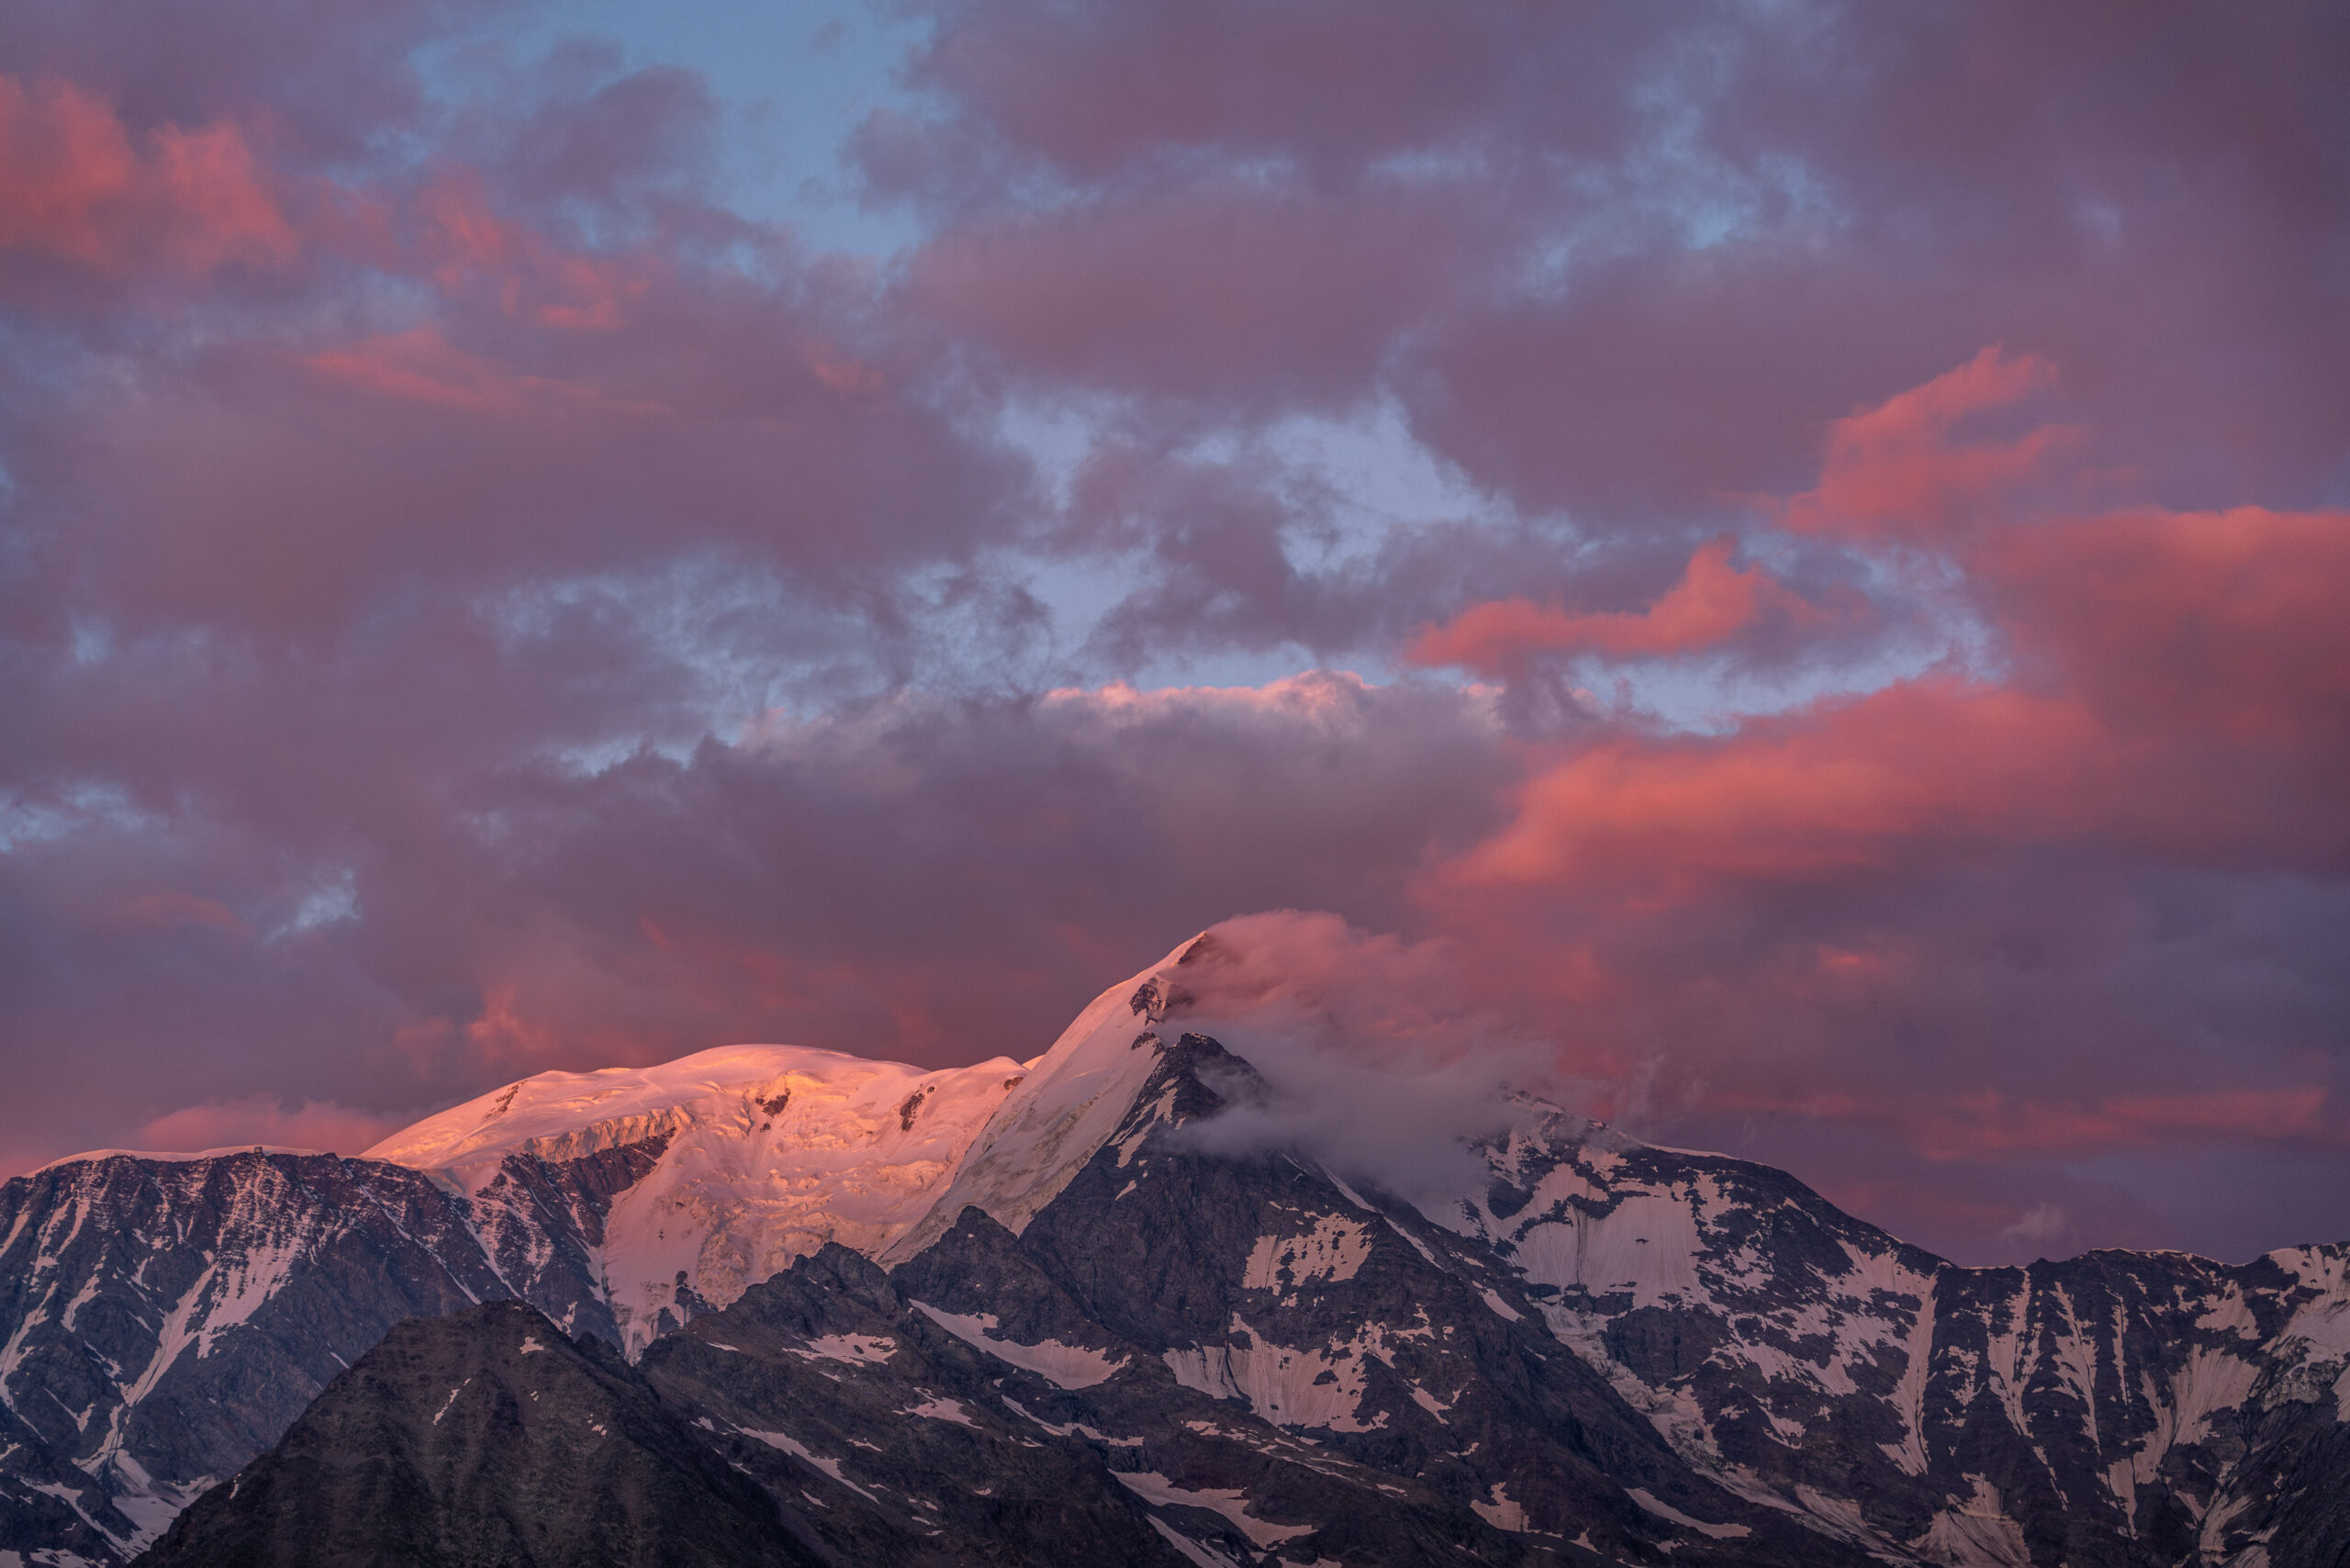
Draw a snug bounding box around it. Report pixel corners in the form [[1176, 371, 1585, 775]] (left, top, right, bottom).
[[1406, 538, 1818, 676], [302, 326, 540, 415], [1446, 351, 2350, 895], [1993, 503, 2350, 745], [1783, 346, 2077, 542], [1451, 680, 2110, 885]]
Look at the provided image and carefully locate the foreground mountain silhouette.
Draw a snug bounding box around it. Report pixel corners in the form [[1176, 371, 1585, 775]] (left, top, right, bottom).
[[6, 935, 2350, 1564], [134, 1300, 820, 1568]]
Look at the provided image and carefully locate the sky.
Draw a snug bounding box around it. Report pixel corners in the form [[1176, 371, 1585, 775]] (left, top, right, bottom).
[[1, 0, 2344, 1268]]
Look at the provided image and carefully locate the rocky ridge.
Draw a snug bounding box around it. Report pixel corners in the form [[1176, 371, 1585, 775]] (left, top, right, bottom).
[[1448, 1109, 2350, 1563]]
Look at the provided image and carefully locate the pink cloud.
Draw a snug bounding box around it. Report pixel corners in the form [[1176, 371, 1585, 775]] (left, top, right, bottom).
[[133, 1097, 403, 1157], [1434, 353, 2349, 902], [1405, 539, 1820, 675], [412, 174, 655, 330], [1449, 680, 2111, 886], [0, 75, 296, 276], [107, 890, 249, 937], [1908, 1088, 2336, 1159], [1993, 503, 2350, 745], [297, 325, 672, 419], [1781, 346, 2077, 541]]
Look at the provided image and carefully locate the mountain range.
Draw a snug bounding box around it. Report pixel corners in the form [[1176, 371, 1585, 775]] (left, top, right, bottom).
[[4, 935, 2346, 1566]]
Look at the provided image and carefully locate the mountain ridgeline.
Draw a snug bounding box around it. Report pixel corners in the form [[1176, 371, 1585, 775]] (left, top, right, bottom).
[[5, 937, 2348, 1566]]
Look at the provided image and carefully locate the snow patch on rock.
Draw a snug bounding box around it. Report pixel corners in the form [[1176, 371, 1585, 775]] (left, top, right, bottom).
[[905, 1396, 977, 1427], [1114, 1472, 1313, 1546], [1908, 1476, 2031, 1566], [1163, 1316, 1396, 1433], [740, 1428, 878, 1501], [1627, 1487, 1751, 1540], [909, 1301, 1125, 1388], [799, 1334, 895, 1365], [1242, 1215, 1371, 1294], [1471, 1482, 1529, 1532]]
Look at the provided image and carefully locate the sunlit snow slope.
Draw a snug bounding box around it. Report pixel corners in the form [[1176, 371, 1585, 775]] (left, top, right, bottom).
[[879, 935, 1208, 1263], [365, 1045, 1028, 1351], [363, 935, 1209, 1350]]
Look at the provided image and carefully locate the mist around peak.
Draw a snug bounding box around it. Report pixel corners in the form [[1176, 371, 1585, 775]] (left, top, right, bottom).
[[1144, 911, 1576, 1222]]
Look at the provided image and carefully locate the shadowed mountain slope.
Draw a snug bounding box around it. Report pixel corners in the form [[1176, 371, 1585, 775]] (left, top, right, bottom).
[[133, 1300, 822, 1568]]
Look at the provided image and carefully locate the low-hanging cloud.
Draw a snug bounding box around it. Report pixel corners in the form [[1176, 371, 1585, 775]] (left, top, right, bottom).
[[1146, 913, 1568, 1219]]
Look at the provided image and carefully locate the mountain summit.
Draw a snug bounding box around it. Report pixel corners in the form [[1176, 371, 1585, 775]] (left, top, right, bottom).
[[6, 935, 2348, 1564]]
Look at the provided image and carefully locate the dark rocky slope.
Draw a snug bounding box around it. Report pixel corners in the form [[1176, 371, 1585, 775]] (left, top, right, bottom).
[[0, 1141, 662, 1560], [133, 1299, 821, 1568]]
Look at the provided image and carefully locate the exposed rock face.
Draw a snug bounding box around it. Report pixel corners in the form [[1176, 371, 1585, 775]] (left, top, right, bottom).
[[9, 938, 2350, 1563], [0, 1147, 650, 1562], [1447, 1111, 2350, 1564], [637, 1243, 1203, 1566], [132, 1300, 821, 1568], [839, 1035, 1842, 1564]]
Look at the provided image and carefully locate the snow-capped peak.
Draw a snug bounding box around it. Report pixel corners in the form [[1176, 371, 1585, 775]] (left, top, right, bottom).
[[879, 933, 1214, 1263], [356, 938, 1219, 1351], [31, 941, 1222, 1364], [367, 1043, 1029, 1353], [364, 1042, 1017, 1181]]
